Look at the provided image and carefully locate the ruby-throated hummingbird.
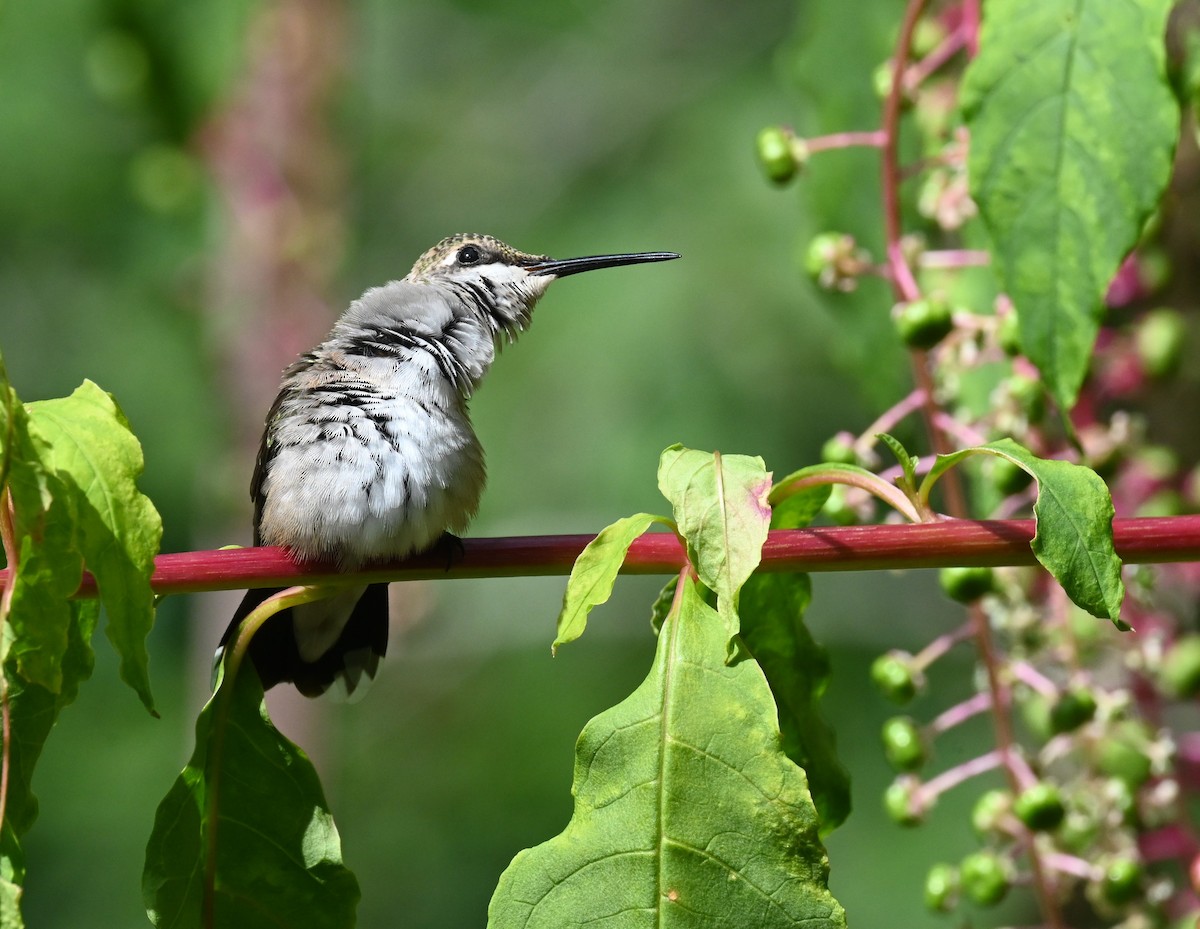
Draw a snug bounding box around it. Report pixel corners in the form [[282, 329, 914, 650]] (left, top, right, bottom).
[[219, 233, 679, 698]]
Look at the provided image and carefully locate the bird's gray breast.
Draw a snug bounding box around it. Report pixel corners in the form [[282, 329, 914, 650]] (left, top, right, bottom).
[[255, 350, 486, 566]]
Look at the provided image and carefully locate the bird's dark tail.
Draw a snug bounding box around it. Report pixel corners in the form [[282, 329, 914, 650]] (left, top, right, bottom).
[[216, 583, 389, 699]]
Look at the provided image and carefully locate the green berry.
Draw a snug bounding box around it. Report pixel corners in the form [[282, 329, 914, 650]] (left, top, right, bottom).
[[1136, 307, 1187, 379], [882, 716, 927, 772], [821, 484, 860, 526], [997, 310, 1022, 355], [1019, 692, 1053, 741], [895, 296, 954, 349], [756, 126, 803, 185], [1014, 782, 1065, 831], [821, 434, 859, 466], [1006, 374, 1046, 422], [871, 651, 920, 704], [1050, 688, 1098, 733], [989, 456, 1033, 496], [939, 566, 996, 603], [1161, 635, 1200, 698], [924, 863, 959, 912], [1096, 721, 1154, 787], [911, 18, 948, 58], [873, 60, 897, 100], [960, 851, 1010, 906], [971, 789, 1012, 837], [1100, 856, 1143, 905], [804, 232, 850, 280], [1137, 489, 1186, 518], [884, 779, 925, 827]]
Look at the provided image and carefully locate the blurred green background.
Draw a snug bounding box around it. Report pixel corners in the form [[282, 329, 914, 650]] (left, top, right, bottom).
[[0, 0, 1003, 925]]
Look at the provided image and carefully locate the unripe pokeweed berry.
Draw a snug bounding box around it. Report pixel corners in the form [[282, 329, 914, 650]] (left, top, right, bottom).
[[960, 851, 1009, 906], [989, 456, 1033, 496], [804, 232, 851, 280], [894, 296, 954, 349], [1100, 856, 1143, 906], [1019, 692, 1053, 742], [924, 863, 958, 912], [821, 434, 859, 466], [1096, 721, 1154, 787], [997, 310, 1022, 356], [1006, 374, 1046, 422], [871, 651, 920, 704], [971, 788, 1012, 837], [884, 779, 925, 827], [939, 566, 996, 603], [1014, 782, 1065, 832], [1135, 307, 1187, 379], [821, 485, 860, 526], [1161, 635, 1200, 699], [756, 126, 803, 186], [882, 716, 927, 772], [1050, 687, 1098, 734]]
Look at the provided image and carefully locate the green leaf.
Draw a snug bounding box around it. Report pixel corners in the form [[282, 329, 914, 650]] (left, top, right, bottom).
[[143, 665, 360, 929], [657, 445, 772, 637], [489, 576, 846, 929], [3, 434, 81, 693], [3, 600, 98, 838], [26, 381, 162, 711], [770, 482, 832, 528], [962, 0, 1178, 411], [739, 490, 850, 834], [0, 879, 22, 929], [0, 819, 26, 929], [554, 513, 673, 653], [877, 432, 918, 492], [922, 438, 1124, 622], [649, 574, 680, 636]]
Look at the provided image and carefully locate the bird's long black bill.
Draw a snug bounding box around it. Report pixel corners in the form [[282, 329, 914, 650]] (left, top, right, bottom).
[[525, 251, 680, 278]]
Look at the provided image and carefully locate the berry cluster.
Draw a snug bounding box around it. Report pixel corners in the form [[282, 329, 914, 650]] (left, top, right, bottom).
[[758, 1, 1200, 925]]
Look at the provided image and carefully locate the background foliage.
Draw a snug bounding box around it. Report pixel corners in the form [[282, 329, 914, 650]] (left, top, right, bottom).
[[4, 0, 1195, 926]]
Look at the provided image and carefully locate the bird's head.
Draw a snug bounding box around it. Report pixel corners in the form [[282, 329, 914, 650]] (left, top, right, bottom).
[[405, 233, 679, 331]]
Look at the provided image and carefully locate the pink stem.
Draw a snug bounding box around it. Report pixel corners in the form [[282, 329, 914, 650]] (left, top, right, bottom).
[[917, 748, 1004, 802], [804, 130, 889, 153], [927, 690, 992, 734], [7, 516, 1200, 598], [1010, 660, 1059, 698], [919, 249, 990, 269], [855, 388, 928, 454]]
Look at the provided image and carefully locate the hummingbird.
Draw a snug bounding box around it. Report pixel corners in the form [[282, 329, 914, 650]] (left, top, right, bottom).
[[218, 233, 680, 699]]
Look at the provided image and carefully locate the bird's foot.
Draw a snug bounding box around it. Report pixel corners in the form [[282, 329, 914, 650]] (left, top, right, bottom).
[[431, 532, 466, 571]]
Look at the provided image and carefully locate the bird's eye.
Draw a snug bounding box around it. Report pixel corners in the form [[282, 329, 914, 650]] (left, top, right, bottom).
[[457, 245, 482, 265]]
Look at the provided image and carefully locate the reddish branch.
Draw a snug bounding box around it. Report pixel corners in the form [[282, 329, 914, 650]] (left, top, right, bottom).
[[5, 516, 1200, 599]]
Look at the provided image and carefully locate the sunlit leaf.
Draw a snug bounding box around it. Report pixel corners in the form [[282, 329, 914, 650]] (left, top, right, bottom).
[[739, 487, 849, 833], [26, 381, 162, 711], [962, 0, 1178, 411], [554, 513, 673, 652], [922, 438, 1123, 621], [489, 576, 846, 929], [143, 665, 359, 929], [658, 445, 772, 637]]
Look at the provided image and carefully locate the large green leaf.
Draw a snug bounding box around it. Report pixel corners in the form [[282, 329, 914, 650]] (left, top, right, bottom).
[[3, 600, 99, 838], [489, 576, 846, 929], [26, 381, 162, 711], [0, 356, 82, 691], [0, 822, 24, 928], [554, 512, 674, 653], [922, 438, 1124, 621], [143, 665, 360, 929], [657, 446, 772, 638], [961, 0, 1178, 411], [739, 486, 849, 834]]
